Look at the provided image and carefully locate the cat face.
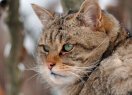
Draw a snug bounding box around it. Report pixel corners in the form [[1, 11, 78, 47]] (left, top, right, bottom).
[[37, 26, 108, 85], [32, 0, 113, 86]]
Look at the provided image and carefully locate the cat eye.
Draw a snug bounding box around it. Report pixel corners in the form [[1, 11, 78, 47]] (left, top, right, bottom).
[[62, 44, 74, 52], [43, 45, 50, 52]]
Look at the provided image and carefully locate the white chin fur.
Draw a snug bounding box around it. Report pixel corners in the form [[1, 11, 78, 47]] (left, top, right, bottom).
[[39, 65, 75, 85], [50, 74, 74, 85]]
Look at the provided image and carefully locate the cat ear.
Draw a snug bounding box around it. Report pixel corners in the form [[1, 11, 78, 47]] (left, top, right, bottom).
[[76, 0, 102, 29], [31, 4, 54, 26]]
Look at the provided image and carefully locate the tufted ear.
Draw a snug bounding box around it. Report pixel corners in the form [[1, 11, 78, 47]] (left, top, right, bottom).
[[32, 4, 54, 26], [76, 0, 102, 29]]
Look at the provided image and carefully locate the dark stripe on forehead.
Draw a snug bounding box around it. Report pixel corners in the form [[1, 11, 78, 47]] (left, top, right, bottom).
[[54, 30, 61, 41], [46, 28, 54, 44], [59, 33, 63, 43], [65, 37, 71, 42], [44, 32, 47, 43], [58, 32, 71, 44], [49, 30, 54, 44]]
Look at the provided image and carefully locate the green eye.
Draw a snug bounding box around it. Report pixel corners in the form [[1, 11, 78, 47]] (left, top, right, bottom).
[[43, 45, 50, 52], [63, 44, 74, 52]]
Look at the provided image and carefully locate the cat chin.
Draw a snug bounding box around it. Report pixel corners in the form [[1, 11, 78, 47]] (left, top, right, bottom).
[[39, 65, 75, 86], [49, 74, 75, 85]]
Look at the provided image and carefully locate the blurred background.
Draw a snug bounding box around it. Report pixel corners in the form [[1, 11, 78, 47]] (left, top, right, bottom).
[[0, 0, 132, 95]]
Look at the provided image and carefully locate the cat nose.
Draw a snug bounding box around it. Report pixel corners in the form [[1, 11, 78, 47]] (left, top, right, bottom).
[[45, 61, 56, 70]]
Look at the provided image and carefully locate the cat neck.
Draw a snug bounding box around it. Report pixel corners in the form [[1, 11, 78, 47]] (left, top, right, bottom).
[[102, 27, 130, 59], [57, 62, 101, 95], [58, 81, 84, 95], [98, 12, 130, 59]]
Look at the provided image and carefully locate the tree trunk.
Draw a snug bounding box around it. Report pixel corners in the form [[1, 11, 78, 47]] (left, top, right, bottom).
[[5, 0, 24, 95]]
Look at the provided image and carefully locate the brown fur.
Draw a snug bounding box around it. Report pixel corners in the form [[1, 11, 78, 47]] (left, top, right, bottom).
[[32, 0, 132, 95]]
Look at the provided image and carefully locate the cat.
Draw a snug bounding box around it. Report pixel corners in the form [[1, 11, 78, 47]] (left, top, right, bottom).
[[32, 0, 132, 95]]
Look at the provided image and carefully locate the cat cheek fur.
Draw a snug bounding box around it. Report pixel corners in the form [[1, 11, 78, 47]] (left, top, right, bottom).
[[39, 63, 77, 86], [37, 51, 77, 84]]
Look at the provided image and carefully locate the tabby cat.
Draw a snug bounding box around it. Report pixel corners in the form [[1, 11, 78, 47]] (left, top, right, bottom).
[[32, 0, 132, 95]]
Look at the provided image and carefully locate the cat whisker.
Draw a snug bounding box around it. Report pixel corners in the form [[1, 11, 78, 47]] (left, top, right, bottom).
[[26, 69, 47, 85], [42, 83, 51, 90], [74, 64, 97, 70], [74, 66, 94, 69], [36, 77, 51, 90], [25, 69, 39, 73], [25, 66, 40, 73], [73, 68, 92, 76], [25, 66, 38, 70], [73, 71, 91, 77], [73, 69, 91, 72], [24, 61, 39, 72], [26, 73, 40, 82], [82, 60, 100, 69], [73, 67, 91, 71], [70, 72, 85, 84], [96, 37, 108, 50]]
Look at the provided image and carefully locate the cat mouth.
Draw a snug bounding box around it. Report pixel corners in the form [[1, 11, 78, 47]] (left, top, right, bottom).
[[50, 72, 66, 77]]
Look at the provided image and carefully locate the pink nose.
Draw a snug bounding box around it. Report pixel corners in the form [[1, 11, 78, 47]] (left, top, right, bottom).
[[45, 61, 56, 70]]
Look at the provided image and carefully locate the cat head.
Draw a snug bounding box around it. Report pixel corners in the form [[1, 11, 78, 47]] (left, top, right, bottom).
[[32, 0, 121, 86]]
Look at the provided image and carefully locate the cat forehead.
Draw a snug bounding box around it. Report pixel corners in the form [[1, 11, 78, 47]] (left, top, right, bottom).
[[44, 12, 79, 28], [38, 12, 95, 44], [44, 21, 93, 37], [39, 25, 93, 43]]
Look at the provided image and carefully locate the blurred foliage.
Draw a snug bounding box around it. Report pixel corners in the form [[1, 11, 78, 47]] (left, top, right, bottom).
[[61, 0, 83, 12], [106, 0, 132, 33]]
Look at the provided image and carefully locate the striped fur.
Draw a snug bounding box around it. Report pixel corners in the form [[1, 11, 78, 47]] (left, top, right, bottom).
[[32, 0, 132, 95]]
